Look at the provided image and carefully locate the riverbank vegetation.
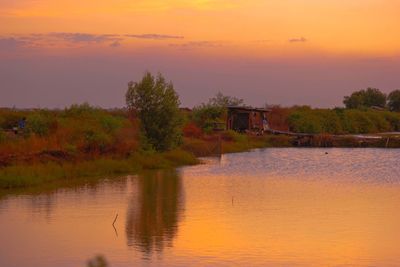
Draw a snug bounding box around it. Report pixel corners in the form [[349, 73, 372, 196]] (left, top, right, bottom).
[[0, 150, 198, 189], [1, 73, 400, 189], [286, 106, 400, 134]]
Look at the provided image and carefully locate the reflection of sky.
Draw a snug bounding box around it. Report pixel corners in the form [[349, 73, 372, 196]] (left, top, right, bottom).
[[1, 1, 400, 108], [189, 148, 400, 184], [1, 148, 400, 266]]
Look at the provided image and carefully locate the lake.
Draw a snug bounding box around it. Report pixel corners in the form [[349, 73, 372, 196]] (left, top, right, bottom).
[[1, 148, 400, 266]]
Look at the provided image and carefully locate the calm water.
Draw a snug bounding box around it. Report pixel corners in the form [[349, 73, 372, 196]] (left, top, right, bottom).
[[1, 148, 400, 267]]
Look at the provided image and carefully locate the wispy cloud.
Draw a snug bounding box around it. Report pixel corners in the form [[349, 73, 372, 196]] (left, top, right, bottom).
[[0, 37, 26, 49], [125, 34, 184, 40], [169, 41, 223, 49], [47, 32, 121, 43], [0, 32, 185, 49], [109, 41, 121, 48], [253, 39, 272, 44], [288, 37, 307, 43]]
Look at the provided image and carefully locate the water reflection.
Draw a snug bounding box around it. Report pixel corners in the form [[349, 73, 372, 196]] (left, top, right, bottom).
[[1, 149, 400, 266], [126, 170, 184, 255], [29, 193, 57, 221]]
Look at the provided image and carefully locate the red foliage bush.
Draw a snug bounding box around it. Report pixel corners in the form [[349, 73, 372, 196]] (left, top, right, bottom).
[[268, 105, 291, 131], [183, 123, 203, 138]]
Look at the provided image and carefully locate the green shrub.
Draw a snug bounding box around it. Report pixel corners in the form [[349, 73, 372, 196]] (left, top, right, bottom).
[[365, 112, 390, 132], [287, 107, 399, 134], [63, 102, 100, 118], [383, 112, 400, 131], [27, 112, 57, 136], [0, 110, 23, 129], [319, 110, 343, 134], [99, 115, 123, 134], [83, 129, 113, 153], [192, 104, 226, 130], [191, 92, 243, 130], [288, 111, 323, 134], [0, 130, 5, 143], [222, 130, 248, 143], [343, 110, 375, 133], [182, 138, 214, 156]]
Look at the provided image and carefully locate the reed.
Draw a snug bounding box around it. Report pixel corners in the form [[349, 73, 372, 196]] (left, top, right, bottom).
[[0, 149, 198, 189]]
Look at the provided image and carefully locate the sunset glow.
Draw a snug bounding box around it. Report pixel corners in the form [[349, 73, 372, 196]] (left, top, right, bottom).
[[2, 0, 400, 54], [2, 3, 400, 267], [1, 0, 400, 107]]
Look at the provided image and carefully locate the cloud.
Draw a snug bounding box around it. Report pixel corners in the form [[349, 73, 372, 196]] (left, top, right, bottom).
[[0, 33, 122, 48], [0, 32, 184, 49], [0, 37, 25, 49], [109, 41, 121, 48], [253, 39, 272, 44], [288, 37, 307, 43], [169, 41, 223, 49], [125, 34, 184, 40], [47, 32, 122, 43]]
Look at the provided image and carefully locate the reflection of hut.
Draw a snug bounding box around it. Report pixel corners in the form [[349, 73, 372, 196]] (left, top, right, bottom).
[[227, 106, 270, 133]]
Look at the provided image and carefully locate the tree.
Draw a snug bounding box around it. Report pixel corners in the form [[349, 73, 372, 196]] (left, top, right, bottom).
[[208, 92, 244, 107], [343, 87, 386, 109], [192, 92, 244, 130], [343, 91, 364, 109], [126, 72, 182, 151], [388, 90, 400, 112]]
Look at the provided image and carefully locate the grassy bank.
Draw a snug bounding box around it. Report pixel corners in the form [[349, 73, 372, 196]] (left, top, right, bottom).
[[0, 149, 198, 189], [0, 128, 290, 190], [2, 104, 400, 190], [0, 130, 289, 189]]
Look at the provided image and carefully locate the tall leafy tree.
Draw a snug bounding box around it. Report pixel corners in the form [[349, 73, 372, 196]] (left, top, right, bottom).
[[208, 92, 244, 107], [343, 87, 386, 109], [126, 72, 182, 151], [192, 92, 244, 130], [388, 90, 400, 112]]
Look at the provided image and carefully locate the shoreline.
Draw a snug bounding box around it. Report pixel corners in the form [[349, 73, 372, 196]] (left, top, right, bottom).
[[1, 133, 400, 192]]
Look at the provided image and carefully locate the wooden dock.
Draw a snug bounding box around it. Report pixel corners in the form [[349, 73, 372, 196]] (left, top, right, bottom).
[[264, 128, 400, 147], [265, 128, 398, 140]]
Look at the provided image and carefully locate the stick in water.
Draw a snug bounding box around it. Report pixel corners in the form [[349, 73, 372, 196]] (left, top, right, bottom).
[[112, 213, 118, 226]]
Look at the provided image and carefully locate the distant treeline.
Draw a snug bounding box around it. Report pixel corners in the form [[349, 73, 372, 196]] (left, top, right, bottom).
[[271, 87, 400, 134], [189, 87, 400, 135], [1, 73, 400, 189], [343, 87, 400, 111], [278, 106, 400, 134]]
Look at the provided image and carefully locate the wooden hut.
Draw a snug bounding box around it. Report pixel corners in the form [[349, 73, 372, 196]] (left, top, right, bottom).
[[226, 106, 270, 133]]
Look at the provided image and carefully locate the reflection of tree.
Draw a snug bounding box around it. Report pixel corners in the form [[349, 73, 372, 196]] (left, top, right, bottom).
[[29, 193, 56, 220], [126, 170, 184, 255]]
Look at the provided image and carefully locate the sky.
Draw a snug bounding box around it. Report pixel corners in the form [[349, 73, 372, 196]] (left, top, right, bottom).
[[1, 0, 400, 108]]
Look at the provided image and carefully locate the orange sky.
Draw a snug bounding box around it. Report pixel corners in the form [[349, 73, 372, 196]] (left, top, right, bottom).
[[2, 0, 400, 56], [1, 0, 400, 108]]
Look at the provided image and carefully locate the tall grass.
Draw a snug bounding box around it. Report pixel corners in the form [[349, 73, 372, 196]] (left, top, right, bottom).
[[0, 149, 198, 189], [3, 104, 400, 190], [0, 104, 138, 159]]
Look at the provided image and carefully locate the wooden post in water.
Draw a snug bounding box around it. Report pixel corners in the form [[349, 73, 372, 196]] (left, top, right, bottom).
[[386, 137, 390, 148], [112, 213, 118, 226], [213, 122, 223, 155], [218, 133, 222, 155]]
